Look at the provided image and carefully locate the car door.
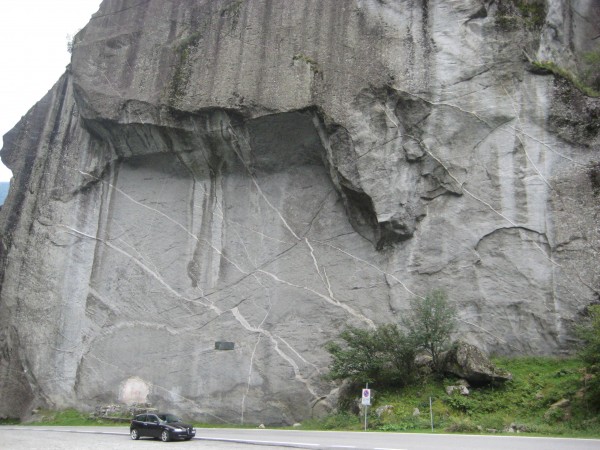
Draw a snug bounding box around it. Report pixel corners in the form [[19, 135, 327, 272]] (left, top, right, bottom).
[[146, 414, 161, 438], [133, 414, 147, 437]]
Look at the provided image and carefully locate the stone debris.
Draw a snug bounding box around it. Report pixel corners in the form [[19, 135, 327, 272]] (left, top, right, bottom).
[[375, 405, 393, 418]]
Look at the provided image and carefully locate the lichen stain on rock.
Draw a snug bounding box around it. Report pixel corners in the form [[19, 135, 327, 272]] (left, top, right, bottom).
[[119, 377, 151, 405]]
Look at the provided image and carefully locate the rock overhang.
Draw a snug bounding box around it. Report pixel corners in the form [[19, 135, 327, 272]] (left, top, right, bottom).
[[0, 0, 599, 423]]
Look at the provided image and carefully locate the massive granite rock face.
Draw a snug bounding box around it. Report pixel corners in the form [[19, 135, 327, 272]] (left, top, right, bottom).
[[0, 0, 598, 424]]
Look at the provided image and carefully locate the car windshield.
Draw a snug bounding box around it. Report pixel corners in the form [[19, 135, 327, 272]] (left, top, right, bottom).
[[158, 414, 182, 423]]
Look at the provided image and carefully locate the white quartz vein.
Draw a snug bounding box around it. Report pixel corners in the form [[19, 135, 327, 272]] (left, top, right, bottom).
[[458, 319, 519, 351], [231, 307, 319, 398], [226, 125, 301, 241], [256, 269, 375, 328], [279, 336, 321, 373], [305, 238, 333, 298], [78, 170, 248, 276], [241, 293, 272, 424], [313, 239, 423, 300], [58, 225, 329, 397], [58, 224, 222, 315], [501, 85, 554, 190]]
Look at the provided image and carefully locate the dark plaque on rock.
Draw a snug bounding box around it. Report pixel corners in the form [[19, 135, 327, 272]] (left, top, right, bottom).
[[215, 341, 235, 351]]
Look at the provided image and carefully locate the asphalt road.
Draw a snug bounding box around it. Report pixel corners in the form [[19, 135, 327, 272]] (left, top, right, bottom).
[[1, 426, 599, 450]]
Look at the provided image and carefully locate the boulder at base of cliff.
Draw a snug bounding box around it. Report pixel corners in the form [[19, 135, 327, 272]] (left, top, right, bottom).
[[442, 342, 512, 385]]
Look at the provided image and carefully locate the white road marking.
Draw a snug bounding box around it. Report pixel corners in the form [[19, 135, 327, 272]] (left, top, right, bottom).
[[196, 436, 320, 447]]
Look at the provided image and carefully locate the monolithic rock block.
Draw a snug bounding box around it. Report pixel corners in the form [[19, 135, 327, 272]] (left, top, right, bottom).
[[442, 342, 512, 385], [0, 0, 598, 424]]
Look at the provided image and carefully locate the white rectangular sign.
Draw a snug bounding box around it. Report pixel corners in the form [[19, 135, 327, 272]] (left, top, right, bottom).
[[361, 388, 371, 406]]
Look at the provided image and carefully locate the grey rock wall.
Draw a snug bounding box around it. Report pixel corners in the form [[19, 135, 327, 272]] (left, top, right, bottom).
[[0, 0, 598, 424]]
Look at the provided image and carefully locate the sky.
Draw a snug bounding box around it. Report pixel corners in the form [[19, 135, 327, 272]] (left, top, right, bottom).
[[0, 0, 102, 182]]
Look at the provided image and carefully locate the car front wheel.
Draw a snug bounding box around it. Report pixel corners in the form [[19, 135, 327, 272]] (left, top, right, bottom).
[[130, 429, 140, 440], [161, 430, 171, 442]]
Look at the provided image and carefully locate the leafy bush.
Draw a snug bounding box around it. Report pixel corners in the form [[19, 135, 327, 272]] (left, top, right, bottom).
[[401, 290, 457, 372], [325, 290, 457, 388], [325, 323, 416, 386], [444, 392, 475, 414]]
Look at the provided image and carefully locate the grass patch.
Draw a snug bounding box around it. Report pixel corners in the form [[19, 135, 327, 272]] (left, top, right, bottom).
[[300, 357, 600, 437], [0, 417, 20, 425], [26, 408, 128, 426], [299, 412, 363, 431], [532, 60, 600, 97]]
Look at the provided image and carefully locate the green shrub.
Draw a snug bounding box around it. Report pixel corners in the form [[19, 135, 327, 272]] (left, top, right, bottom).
[[325, 323, 417, 386], [402, 290, 457, 372], [444, 393, 475, 414]]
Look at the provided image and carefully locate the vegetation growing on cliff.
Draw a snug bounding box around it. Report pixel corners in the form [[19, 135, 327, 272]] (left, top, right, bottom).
[[319, 293, 600, 437], [495, 0, 546, 31], [302, 357, 599, 437], [532, 59, 600, 98], [576, 304, 600, 408], [325, 290, 456, 387], [402, 290, 457, 372], [494, 0, 600, 98], [581, 49, 600, 93], [325, 324, 417, 386], [168, 31, 203, 104]]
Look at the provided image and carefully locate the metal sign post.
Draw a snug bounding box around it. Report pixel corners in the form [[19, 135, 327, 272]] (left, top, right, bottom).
[[361, 384, 371, 431], [429, 396, 434, 431]]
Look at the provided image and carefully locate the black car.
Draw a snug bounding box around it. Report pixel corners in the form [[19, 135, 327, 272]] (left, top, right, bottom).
[[130, 413, 196, 442]]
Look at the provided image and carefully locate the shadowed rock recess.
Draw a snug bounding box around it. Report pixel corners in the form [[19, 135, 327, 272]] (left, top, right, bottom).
[[0, 0, 599, 424]]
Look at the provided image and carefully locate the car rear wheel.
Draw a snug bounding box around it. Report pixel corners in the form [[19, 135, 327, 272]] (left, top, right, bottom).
[[130, 429, 140, 440], [161, 430, 171, 442]]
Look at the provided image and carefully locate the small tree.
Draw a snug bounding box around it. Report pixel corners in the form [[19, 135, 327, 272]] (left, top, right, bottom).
[[402, 289, 457, 372], [577, 304, 600, 407], [325, 324, 416, 386]]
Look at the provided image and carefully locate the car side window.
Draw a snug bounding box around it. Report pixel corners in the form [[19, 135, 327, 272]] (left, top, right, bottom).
[[148, 415, 158, 423], [137, 414, 147, 422]]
